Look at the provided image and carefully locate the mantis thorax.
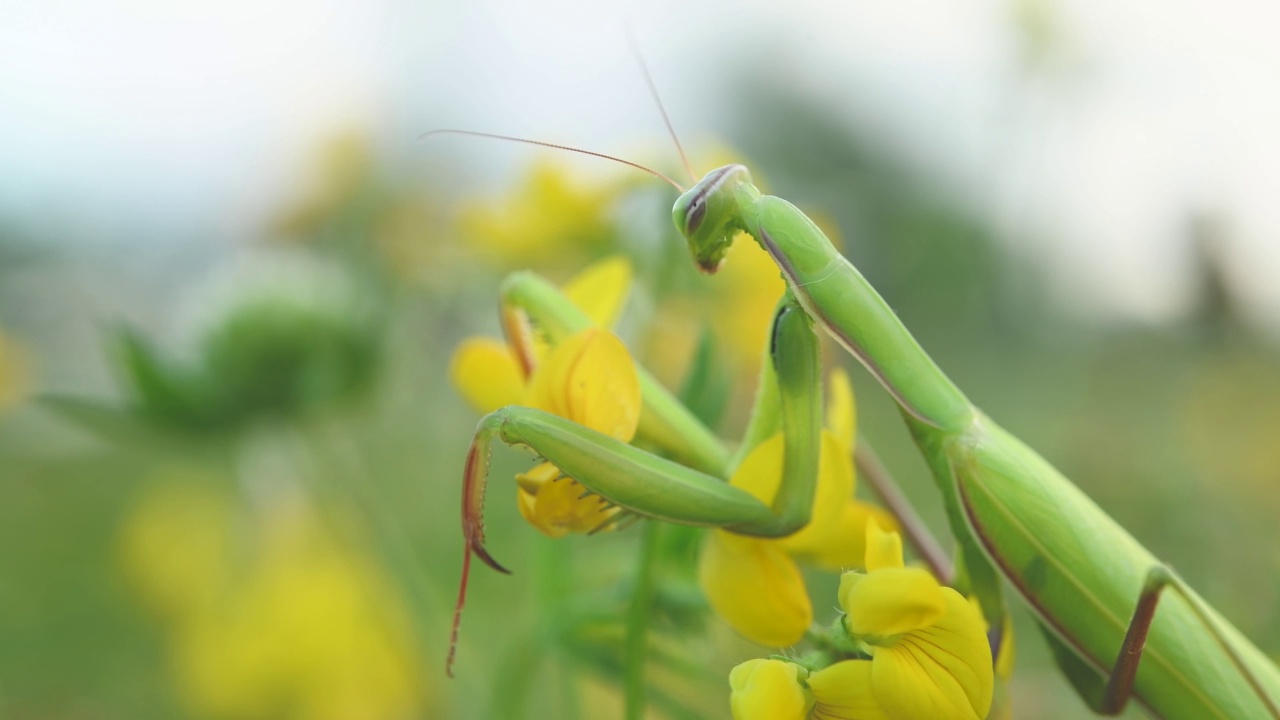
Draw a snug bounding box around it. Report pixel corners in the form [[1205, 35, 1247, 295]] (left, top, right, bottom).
[[672, 164, 760, 273]]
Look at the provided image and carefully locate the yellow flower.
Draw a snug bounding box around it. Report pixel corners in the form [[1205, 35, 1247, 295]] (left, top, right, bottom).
[[698, 370, 898, 647], [729, 658, 813, 720], [451, 257, 639, 538], [458, 158, 625, 268], [271, 128, 375, 239], [725, 522, 995, 720], [119, 480, 423, 720], [449, 256, 633, 414], [515, 328, 641, 537], [832, 520, 994, 720], [0, 327, 32, 414]]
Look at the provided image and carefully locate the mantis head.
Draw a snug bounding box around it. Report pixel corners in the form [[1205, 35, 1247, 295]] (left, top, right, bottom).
[[673, 164, 754, 273]]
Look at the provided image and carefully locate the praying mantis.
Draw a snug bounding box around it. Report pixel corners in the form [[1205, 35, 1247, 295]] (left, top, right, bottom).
[[434, 85, 1280, 720]]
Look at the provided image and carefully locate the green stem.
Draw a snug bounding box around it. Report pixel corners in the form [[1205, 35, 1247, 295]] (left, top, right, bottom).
[[624, 521, 662, 720], [535, 535, 580, 720]]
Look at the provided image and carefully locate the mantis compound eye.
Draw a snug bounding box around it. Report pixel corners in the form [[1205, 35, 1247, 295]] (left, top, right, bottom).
[[685, 195, 708, 236]]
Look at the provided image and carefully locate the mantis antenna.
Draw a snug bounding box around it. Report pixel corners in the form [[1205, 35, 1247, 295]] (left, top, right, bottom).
[[416, 129, 685, 192], [625, 28, 697, 184]]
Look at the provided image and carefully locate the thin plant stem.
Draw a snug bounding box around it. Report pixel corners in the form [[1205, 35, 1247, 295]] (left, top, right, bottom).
[[535, 535, 581, 720], [624, 520, 662, 720]]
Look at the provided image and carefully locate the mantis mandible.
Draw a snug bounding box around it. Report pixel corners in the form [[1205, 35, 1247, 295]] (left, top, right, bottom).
[[433, 77, 1280, 720]]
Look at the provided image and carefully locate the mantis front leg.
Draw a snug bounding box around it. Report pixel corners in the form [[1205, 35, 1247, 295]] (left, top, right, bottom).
[[498, 270, 732, 477], [449, 294, 823, 673]]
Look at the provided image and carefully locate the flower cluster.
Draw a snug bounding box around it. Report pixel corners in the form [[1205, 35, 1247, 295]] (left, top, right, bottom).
[[119, 479, 423, 719], [728, 521, 994, 720]]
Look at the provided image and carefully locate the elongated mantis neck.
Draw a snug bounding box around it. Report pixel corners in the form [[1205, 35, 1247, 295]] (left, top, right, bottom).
[[732, 184, 975, 432]]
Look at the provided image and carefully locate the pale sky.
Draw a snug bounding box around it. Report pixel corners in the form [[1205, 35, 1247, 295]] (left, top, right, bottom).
[[3, 0, 1280, 326]]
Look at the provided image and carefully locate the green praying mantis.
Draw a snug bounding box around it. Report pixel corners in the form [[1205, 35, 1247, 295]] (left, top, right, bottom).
[[432, 84, 1280, 720]]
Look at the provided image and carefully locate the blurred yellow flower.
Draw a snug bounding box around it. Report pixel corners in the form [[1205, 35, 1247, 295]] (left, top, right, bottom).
[[449, 336, 526, 416], [0, 327, 32, 414], [833, 520, 993, 720], [709, 236, 787, 369], [645, 211, 784, 387], [272, 129, 375, 239], [698, 370, 897, 646], [459, 158, 624, 268], [119, 480, 423, 720]]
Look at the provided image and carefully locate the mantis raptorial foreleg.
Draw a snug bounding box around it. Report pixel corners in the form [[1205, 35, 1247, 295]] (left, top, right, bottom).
[[498, 270, 731, 477], [449, 293, 823, 674], [462, 295, 820, 561]]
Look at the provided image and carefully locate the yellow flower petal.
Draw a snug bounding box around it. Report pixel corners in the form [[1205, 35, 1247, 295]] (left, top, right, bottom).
[[864, 518, 903, 571], [825, 368, 856, 452], [793, 501, 900, 572], [449, 337, 525, 414], [807, 660, 891, 720], [777, 434, 855, 556], [523, 328, 640, 442], [996, 615, 1016, 681], [967, 596, 1016, 681], [563, 256, 633, 328], [0, 328, 32, 413], [839, 567, 946, 638], [515, 465, 617, 538], [726, 432, 785, 503], [119, 480, 234, 618], [698, 530, 811, 647], [870, 589, 994, 720], [515, 461, 559, 496], [728, 659, 812, 720]]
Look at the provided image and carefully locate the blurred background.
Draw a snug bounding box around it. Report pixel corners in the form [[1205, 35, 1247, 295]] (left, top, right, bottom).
[[3, 0, 1280, 718]]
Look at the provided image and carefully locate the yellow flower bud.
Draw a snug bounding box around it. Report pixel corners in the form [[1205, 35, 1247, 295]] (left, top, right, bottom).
[[839, 568, 946, 638], [728, 659, 812, 720], [864, 518, 904, 571]]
